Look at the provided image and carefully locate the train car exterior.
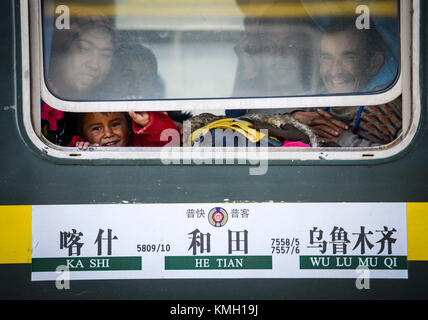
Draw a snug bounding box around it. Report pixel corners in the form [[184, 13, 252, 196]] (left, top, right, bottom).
[[0, 0, 427, 301]]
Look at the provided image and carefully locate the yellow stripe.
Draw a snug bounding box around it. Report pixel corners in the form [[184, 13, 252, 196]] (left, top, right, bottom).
[[50, 1, 397, 18], [0, 206, 32, 264], [407, 203, 428, 261]]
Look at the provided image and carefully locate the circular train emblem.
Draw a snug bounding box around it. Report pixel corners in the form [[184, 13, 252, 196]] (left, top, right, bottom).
[[208, 207, 228, 227]]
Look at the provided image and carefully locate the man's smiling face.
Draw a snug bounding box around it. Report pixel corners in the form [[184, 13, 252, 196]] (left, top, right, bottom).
[[320, 29, 373, 94]]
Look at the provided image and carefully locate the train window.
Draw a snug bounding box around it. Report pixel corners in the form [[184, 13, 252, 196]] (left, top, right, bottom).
[[22, 0, 420, 162], [40, 0, 401, 104]]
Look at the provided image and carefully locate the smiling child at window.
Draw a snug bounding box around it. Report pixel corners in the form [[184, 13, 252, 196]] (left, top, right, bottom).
[[68, 111, 178, 150]]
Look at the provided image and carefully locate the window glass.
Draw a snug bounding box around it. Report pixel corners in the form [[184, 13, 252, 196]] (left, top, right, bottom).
[[42, 0, 400, 101], [38, 0, 403, 151]]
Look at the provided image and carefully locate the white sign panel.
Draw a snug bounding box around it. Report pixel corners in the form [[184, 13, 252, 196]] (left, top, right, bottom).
[[31, 203, 407, 281]]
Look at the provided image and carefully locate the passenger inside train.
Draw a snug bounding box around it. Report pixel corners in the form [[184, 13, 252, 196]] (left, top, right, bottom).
[[291, 18, 402, 147], [39, 0, 401, 150], [68, 111, 178, 150], [232, 15, 318, 98], [41, 12, 116, 145], [102, 42, 165, 100]]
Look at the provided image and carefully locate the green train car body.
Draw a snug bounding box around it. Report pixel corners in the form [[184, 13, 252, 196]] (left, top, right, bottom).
[[0, 0, 427, 299]]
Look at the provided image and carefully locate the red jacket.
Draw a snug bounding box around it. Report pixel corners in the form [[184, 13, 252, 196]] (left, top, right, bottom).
[[68, 112, 179, 147]]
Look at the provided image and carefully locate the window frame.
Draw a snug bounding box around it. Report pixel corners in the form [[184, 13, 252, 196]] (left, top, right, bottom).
[[20, 0, 421, 163]]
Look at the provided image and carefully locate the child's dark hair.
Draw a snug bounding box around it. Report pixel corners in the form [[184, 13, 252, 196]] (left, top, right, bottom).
[[167, 111, 193, 123], [322, 17, 386, 60], [50, 13, 116, 55], [115, 43, 158, 75]]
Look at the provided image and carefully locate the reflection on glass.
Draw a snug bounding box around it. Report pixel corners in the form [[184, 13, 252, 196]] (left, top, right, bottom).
[[43, 0, 116, 100], [42, 0, 399, 101]]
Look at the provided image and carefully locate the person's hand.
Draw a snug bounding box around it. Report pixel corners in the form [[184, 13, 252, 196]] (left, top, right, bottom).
[[293, 109, 349, 143], [75, 141, 99, 150], [313, 109, 350, 143], [129, 111, 150, 127]]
